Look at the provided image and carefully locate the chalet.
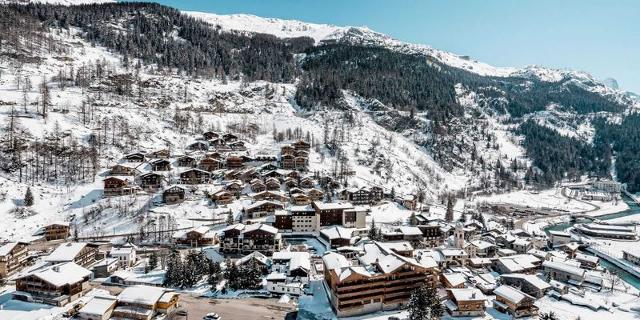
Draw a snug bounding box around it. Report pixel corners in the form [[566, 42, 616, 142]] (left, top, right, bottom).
[[268, 251, 311, 295], [250, 179, 267, 193], [320, 226, 354, 248], [224, 169, 242, 181], [341, 186, 383, 205], [187, 141, 208, 151], [179, 168, 210, 184], [149, 158, 171, 171], [162, 185, 186, 205], [291, 193, 311, 205], [399, 194, 417, 210], [210, 190, 235, 205], [199, 157, 222, 171], [223, 133, 239, 142], [45, 242, 99, 268], [210, 138, 226, 148], [466, 240, 496, 257], [307, 188, 324, 201], [77, 295, 117, 320], [221, 223, 282, 255], [262, 170, 284, 179], [173, 226, 216, 247], [292, 140, 311, 151], [206, 151, 223, 159], [493, 254, 541, 274], [123, 152, 145, 163], [203, 131, 220, 140], [235, 251, 270, 274], [112, 285, 179, 320], [441, 272, 466, 288], [281, 145, 295, 155], [176, 155, 197, 168], [493, 285, 539, 318], [139, 172, 164, 190], [42, 222, 70, 241], [14, 262, 92, 307], [226, 155, 244, 169], [289, 187, 305, 195], [240, 168, 258, 182], [265, 177, 281, 190], [149, 149, 170, 159], [445, 288, 486, 317], [229, 141, 246, 151], [224, 180, 244, 196], [381, 226, 424, 244], [0, 241, 29, 278], [280, 154, 296, 170], [500, 274, 550, 298], [322, 242, 439, 317], [284, 177, 298, 189], [294, 156, 308, 170], [252, 190, 288, 202], [103, 176, 135, 196], [259, 163, 279, 172], [542, 260, 585, 284], [244, 201, 284, 219], [110, 163, 140, 176], [299, 177, 316, 188]]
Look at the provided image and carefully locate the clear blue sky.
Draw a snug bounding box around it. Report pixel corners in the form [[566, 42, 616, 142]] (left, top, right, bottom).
[[136, 0, 640, 93]]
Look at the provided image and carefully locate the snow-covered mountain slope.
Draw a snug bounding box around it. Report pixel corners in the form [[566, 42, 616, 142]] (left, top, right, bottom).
[[187, 10, 636, 108]]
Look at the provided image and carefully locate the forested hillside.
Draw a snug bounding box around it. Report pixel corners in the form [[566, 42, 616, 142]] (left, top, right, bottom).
[[0, 1, 639, 193]]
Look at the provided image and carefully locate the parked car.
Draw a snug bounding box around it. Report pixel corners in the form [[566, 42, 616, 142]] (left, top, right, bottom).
[[203, 313, 221, 320]]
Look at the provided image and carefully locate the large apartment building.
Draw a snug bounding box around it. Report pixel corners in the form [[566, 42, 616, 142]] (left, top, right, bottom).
[[220, 223, 282, 255], [322, 241, 439, 317]]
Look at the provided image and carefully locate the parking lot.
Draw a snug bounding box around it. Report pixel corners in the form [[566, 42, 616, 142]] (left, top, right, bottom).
[[172, 294, 296, 320]]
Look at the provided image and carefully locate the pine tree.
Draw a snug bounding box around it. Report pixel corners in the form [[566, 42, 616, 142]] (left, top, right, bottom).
[[407, 284, 442, 320], [445, 197, 454, 222], [208, 261, 221, 287], [226, 212, 234, 225], [368, 219, 379, 241], [409, 212, 418, 226], [223, 259, 240, 290], [24, 187, 34, 207], [148, 252, 158, 272], [164, 250, 183, 287], [540, 311, 558, 320]]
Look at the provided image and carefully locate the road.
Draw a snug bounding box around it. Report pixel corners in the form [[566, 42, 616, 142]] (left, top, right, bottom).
[[173, 295, 296, 320]]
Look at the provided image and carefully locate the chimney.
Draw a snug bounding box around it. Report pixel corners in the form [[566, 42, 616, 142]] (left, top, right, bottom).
[[471, 292, 476, 299]]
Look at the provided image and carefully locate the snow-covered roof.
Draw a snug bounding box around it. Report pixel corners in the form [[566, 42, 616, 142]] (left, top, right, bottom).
[[19, 262, 91, 287], [45, 242, 91, 263], [450, 288, 486, 302], [320, 226, 354, 240], [494, 285, 533, 304], [542, 260, 586, 277], [272, 251, 311, 271], [496, 254, 540, 273], [313, 201, 353, 210], [469, 240, 494, 250], [117, 285, 167, 305], [322, 252, 351, 272], [501, 273, 551, 290], [0, 242, 23, 256], [236, 251, 270, 266], [242, 223, 278, 235], [378, 241, 414, 252], [443, 273, 466, 287], [79, 296, 117, 316], [245, 200, 283, 210]]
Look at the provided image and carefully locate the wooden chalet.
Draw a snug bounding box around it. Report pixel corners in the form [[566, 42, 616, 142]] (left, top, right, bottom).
[[281, 145, 295, 155], [445, 289, 487, 317], [300, 177, 316, 188], [250, 179, 267, 193], [265, 177, 281, 191], [226, 155, 244, 169], [203, 131, 220, 140], [0, 241, 29, 278], [163, 185, 186, 205], [139, 172, 164, 190], [284, 177, 298, 189], [222, 133, 239, 143], [244, 201, 284, 219], [109, 163, 140, 176], [210, 190, 235, 205], [104, 176, 135, 196], [123, 152, 145, 163], [291, 193, 311, 205], [149, 149, 171, 159], [252, 190, 288, 202], [210, 138, 226, 148], [187, 141, 208, 151], [292, 140, 311, 151], [149, 159, 171, 171], [173, 226, 216, 247], [224, 180, 244, 196], [307, 188, 324, 201], [229, 141, 246, 151], [14, 262, 92, 306], [45, 242, 99, 267], [179, 169, 210, 184], [280, 154, 296, 170], [493, 285, 539, 318], [199, 157, 223, 171], [42, 222, 70, 241], [176, 155, 197, 168]]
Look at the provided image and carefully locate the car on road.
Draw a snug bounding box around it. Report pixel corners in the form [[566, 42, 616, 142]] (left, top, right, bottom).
[[203, 312, 221, 320]]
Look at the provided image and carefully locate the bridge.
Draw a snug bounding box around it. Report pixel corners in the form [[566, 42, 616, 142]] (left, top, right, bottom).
[[569, 214, 596, 222]]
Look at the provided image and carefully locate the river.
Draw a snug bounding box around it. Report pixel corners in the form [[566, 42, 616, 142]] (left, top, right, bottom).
[[543, 195, 640, 289]]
